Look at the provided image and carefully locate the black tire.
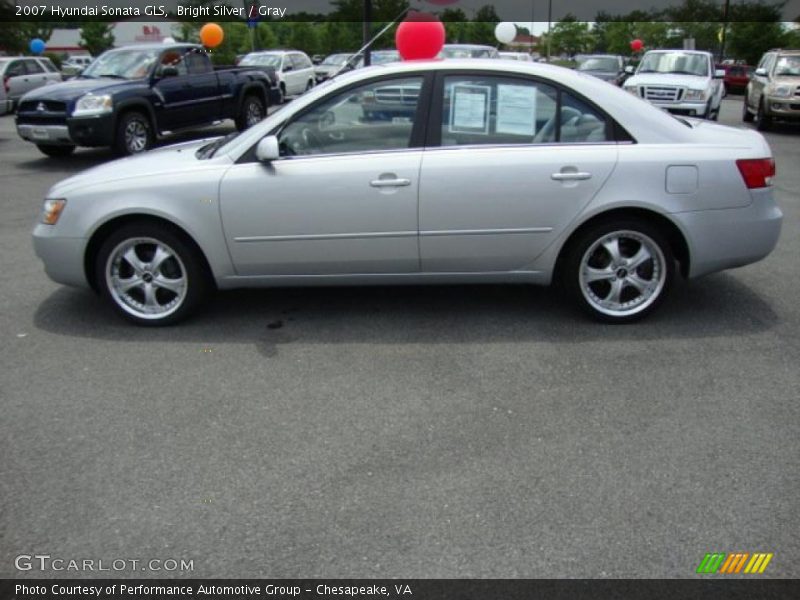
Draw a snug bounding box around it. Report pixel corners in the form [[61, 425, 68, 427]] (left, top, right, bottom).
[[306, 79, 314, 91], [756, 100, 772, 132], [278, 83, 286, 104], [113, 111, 154, 156], [560, 219, 675, 323], [742, 98, 754, 122], [37, 144, 76, 157], [235, 94, 265, 131], [95, 221, 212, 326]]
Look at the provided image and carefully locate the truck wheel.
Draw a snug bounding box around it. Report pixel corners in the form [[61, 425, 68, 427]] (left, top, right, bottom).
[[278, 83, 286, 104], [742, 98, 754, 122], [756, 100, 772, 132], [114, 111, 153, 156], [235, 94, 265, 131], [37, 144, 75, 158]]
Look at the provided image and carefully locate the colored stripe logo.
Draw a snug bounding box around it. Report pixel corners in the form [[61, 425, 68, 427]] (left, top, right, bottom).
[[697, 553, 773, 574]]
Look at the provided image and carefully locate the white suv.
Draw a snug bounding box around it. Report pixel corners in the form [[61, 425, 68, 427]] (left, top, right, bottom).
[[623, 50, 725, 120], [239, 50, 315, 103]]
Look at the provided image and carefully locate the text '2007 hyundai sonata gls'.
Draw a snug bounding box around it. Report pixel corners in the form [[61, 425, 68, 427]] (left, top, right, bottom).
[[33, 60, 782, 325]]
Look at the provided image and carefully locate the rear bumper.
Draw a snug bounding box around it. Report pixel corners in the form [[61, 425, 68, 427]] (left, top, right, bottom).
[[674, 189, 783, 278], [32, 225, 89, 288]]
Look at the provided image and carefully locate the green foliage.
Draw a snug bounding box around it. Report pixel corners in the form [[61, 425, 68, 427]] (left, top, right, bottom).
[[43, 52, 62, 69], [549, 14, 594, 57], [79, 23, 115, 57]]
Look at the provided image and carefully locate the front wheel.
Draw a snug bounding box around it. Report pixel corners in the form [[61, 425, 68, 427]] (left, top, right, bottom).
[[235, 94, 265, 131], [742, 97, 754, 122], [114, 111, 153, 156], [561, 220, 674, 323], [37, 144, 75, 157], [756, 100, 772, 131], [95, 222, 211, 326]]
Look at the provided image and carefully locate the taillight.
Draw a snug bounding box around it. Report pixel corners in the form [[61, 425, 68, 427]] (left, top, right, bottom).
[[736, 158, 775, 189]]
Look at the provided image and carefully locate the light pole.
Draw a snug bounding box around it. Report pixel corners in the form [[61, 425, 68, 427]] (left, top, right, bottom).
[[362, 0, 372, 66], [546, 0, 552, 62]]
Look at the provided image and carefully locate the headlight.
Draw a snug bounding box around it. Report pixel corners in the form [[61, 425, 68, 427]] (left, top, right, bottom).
[[41, 198, 66, 225], [72, 93, 113, 117], [683, 89, 707, 101], [766, 84, 792, 98]]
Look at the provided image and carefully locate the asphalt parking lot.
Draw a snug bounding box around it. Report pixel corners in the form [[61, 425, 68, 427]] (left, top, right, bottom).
[[1, 97, 798, 579]]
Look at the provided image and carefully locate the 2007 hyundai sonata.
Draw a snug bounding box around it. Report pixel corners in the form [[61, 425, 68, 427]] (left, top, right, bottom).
[[33, 59, 782, 325]]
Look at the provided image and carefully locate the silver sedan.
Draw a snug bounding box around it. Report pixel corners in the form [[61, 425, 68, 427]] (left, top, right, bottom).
[[32, 60, 783, 325]]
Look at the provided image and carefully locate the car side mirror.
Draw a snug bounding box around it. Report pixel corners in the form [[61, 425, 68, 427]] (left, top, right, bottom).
[[160, 66, 179, 78], [256, 135, 280, 162], [714, 69, 725, 79], [754, 67, 767, 77], [283, 65, 293, 72], [624, 65, 635, 74]]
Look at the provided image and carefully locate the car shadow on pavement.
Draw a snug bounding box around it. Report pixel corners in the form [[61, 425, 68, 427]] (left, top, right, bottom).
[[33, 273, 779, 354]]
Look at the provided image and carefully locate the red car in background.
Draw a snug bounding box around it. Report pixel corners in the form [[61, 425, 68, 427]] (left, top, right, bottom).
[[717, 64, 753, 93]]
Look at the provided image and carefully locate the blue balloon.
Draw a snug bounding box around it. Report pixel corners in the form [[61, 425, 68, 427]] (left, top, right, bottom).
[[29, 39, 46, 54]]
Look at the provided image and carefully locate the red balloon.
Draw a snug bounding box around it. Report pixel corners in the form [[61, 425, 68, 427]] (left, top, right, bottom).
[[395, 15, 445, 61], [630, 39, 644, 52]]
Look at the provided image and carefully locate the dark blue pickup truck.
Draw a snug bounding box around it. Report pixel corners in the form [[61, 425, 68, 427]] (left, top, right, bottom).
[[16, 43, 281, 157]]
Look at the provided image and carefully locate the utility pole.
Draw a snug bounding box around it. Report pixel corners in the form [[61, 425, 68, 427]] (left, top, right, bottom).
[[362, 0, 372, 66], [546, 0, 552, 62], [719, 0, 731, 62]]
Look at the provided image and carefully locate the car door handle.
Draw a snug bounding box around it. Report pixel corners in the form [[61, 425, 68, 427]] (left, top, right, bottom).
[[551, 172, 592, 181], [370, 178, 411, 188]]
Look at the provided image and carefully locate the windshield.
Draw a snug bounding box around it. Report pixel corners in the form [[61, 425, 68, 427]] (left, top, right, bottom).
[[578, 57, 620, 72], [774, 56, 800, 76], [370, 51, 399, 65], [240, 54, 282, 69], [322, 54, 353, 66], [82, 48, 160, 79], [637, 52, 709, 76]]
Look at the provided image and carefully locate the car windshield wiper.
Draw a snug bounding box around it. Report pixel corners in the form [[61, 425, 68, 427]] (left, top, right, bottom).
[[668, 70, 704, 76], [94, 73, 128, 79], [197, 132, 240, 159]]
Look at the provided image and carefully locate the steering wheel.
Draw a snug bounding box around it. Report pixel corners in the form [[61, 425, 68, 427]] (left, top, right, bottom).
[[300, 126, 324, 151]]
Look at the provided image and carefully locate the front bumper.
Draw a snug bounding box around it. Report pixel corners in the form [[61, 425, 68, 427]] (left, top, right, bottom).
[[674, 188, 783, 278], [763, 97, 800, 120], [17, 113, 115, 147], [651, 100, 709, 117], [32, 224, 90, 288]]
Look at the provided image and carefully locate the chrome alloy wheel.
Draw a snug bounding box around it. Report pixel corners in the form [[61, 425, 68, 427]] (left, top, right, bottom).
[[245, 100, 263, 127], [106, 237, 188, 320], [124, 119, 149, 153], [578, 230, 667, 318]]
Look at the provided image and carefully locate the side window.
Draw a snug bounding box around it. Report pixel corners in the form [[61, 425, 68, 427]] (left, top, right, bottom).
[[291, 54, 309, 70], [6, 61, 25, 77], [440, 75, 557, 146], [559, 92, 610, 143], [25, 60, 44, 74], [278, 76, 424, 157], [158, 49, 188, 76], [39, 59, 57, 73], [186, 52, 212, 75]]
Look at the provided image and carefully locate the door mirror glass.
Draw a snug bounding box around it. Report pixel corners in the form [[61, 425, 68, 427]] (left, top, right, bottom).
[[624, 65, 635, 74], [256, 135, 280, 162], [714, 69, 725, 79], [755, 67, 767, 77]]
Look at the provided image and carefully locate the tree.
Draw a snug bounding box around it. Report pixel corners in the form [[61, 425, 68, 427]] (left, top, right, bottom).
[[440, 8, 469, 43], [549, 15, 594, 57], [727, 3, 787, 64], [79, 23, 115, 57], [468, 5, 501, 46]]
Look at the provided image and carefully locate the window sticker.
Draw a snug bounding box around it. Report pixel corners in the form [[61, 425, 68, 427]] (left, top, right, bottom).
[[496, 84, 537, 136], [449, 84, 490, 134]]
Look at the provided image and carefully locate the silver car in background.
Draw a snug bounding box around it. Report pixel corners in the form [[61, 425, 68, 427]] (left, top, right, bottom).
[[32, 60, 782, 325], [1, 56, 62, 112]]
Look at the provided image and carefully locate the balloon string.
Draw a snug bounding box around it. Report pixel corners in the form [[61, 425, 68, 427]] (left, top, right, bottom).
[[331, 6, 412, 78]]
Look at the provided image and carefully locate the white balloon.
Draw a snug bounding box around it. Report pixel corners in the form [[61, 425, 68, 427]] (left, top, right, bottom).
[[162, 36, 176, 44], [494, 22, 517, 45]]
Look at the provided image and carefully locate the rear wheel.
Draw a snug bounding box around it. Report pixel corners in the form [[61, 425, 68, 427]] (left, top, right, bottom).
[[37, 144, 75, 157], [114, 111, 154, 156], [561, 219, 674, 323], [278, 83, 286, 104], [95, 222, 211, 326]]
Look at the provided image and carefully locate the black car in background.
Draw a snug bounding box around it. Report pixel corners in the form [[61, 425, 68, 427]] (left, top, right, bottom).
[[16, 44, 280, 157], [575, 55, 628, 86]]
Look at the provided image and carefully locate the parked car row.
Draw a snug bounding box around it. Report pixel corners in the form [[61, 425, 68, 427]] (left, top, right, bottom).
[[743, 49, 800, 131]]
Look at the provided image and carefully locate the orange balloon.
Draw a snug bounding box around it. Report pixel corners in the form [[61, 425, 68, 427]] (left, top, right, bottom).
[[200, 23, 224, 48]]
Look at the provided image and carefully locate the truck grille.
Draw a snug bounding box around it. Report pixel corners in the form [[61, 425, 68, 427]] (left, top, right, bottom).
[[374, 86, 419, 105], [17, 100, 68, 125], [641, 86, 683, 102]]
